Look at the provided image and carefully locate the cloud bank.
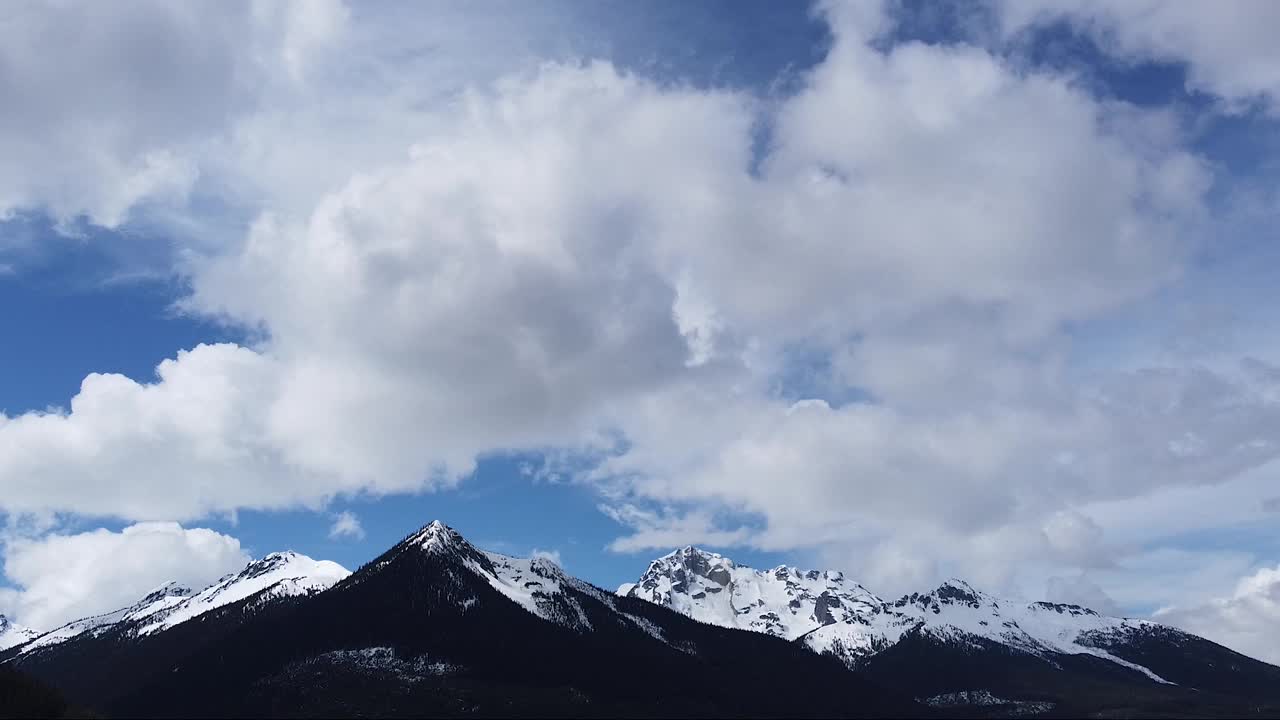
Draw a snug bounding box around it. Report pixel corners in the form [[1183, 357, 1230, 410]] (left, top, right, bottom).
[[1156, 564, 1280, 665], [0, 0, 1277, 659], [0, 523, 249, 630]]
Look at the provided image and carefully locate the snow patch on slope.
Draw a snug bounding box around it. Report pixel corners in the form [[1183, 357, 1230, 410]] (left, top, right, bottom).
[[0, 615, 40, 652], [924, 690, 1055, 714], [16, 581, 194, 654], [474, 552, 593, 630], [875, 583, 1174, 683], [265, 647, 460, 688], [137, 551, 349, 635], [315, 646, 459, 678]]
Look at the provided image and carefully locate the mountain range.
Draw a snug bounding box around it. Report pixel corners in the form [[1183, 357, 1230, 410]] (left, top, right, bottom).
[[1, 521, 1278, 718], [621, 546, 1280, 716]]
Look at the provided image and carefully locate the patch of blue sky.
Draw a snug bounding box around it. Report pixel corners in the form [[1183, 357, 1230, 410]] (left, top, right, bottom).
[[197, 454, 794, 591], [0, 216, 243, 416]]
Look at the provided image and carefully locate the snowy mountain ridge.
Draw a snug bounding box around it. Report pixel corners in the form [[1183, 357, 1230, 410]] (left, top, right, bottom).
[[0, 615, 39, 652], [620, 546, 1178, 681], [135, 550, 349, 635], [9, 552, 349, 657], [619, 545, 882, 640], [14, 581, 196, 655]]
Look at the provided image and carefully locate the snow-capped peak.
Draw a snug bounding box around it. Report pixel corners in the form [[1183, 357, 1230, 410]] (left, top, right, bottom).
[[355, 521, 607, 632], [0, 614, 40, 652], [643, 545, 739, 588], [255, 551, 302, 568], [662, 545, 735, 565], [136, 551, 349, 635], [408, 520, 468, 554], [623, 548, 1177, 683], [893, 578, 1001, 614], [12, 551, 347, 656], [623, 546, 882, 640], [936, 578, 983, 596]]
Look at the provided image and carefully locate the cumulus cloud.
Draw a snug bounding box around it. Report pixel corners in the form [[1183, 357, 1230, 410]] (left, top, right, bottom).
[[1045, 575, 1122, 616], [0, 60, 751, 518], [0, 523, 249, 631], [0, 344, 304, 519], [0, 0, 346, 228], [598, 361, 1280, 553], [1001, 0, 1280, 112], [0, 0, 1274, 617], [328, 511, 365, 541], [1156, 564, 1280, 664], [602, 504, 755, 554], [530, 548, 563, 566], [0, 0, 626, 240]]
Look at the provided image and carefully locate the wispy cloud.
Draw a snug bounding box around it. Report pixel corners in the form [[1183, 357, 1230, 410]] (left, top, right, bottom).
[[328, 511, 365, 541]]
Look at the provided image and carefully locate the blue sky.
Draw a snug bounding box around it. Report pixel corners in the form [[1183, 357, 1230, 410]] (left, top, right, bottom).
[[2, 0, 1280, 664]]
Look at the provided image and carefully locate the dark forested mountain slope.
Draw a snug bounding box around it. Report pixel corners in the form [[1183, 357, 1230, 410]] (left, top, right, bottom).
[[0, 664, 86, 719]]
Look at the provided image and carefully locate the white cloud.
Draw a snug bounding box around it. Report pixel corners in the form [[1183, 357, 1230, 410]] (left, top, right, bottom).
[[602, 504, 755, 554], [0, 523, 249, 631], [1156, 564, 1280, 664], [0, 344, 306, 519], [1097, 548, 1261, 615], [0, 0, 621, 239], [598, 361, 1280, 546], [0, 61, 750, 519], [2, 8, 1225, 530], [0, 0, 346, 228], [0, 0, 1273, 629], [1045, 575, 1122, 616], [1001, 0, 1280, 112], [328, 511, 365, 541], [530, 548, 562, 566]]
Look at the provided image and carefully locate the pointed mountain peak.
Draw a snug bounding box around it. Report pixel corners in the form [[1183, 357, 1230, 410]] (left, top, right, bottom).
[[643, 546, 738, 588], [925, 578, 997, 608], [406, 520, 470, 554], [237, 550, 311, 581], [257, 550, 304, 567], [348, 520, 491, 588], [655, 545, 734, 569], [265, 550, 300, 560]]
